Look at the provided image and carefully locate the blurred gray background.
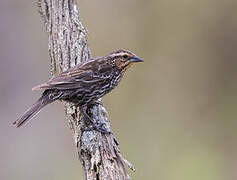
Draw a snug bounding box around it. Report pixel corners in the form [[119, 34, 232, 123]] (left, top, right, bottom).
[[1, 0, 237, 180]]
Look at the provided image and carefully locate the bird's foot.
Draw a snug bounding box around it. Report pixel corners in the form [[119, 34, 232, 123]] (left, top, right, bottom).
[[80, 105, 111, 134]]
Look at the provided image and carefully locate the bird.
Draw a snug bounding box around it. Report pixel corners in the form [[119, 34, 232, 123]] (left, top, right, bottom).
[[13, 49, 143, 133]]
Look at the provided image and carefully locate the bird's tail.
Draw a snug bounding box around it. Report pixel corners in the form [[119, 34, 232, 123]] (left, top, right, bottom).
[[13, 91, 54, 127]]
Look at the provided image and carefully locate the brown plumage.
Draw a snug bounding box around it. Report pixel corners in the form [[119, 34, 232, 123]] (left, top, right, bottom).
[[13, 49, 143, 133]]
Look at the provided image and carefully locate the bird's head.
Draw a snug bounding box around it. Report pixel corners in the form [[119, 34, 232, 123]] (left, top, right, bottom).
[[107, 49, 143, 71]]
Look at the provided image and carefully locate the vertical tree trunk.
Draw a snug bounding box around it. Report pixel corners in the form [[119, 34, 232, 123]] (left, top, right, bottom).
[[37, 0, 135, 179]]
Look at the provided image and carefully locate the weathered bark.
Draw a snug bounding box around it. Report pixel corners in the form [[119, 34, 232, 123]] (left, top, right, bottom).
[[37, 0, 134, 179]]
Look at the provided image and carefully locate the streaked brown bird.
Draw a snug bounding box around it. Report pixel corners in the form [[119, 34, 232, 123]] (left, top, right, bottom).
[[13, 49, 143, 133]]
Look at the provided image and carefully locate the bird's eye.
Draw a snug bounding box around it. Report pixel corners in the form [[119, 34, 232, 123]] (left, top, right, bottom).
[[123, 55, 128, 59]]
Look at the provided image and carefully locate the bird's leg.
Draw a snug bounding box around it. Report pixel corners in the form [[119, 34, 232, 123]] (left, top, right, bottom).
[[80, 105, 95, 124], [80, 105, 111, 134]]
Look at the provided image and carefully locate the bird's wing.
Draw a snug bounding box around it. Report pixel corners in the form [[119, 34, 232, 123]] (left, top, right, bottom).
[[32, 60, 113, 90]]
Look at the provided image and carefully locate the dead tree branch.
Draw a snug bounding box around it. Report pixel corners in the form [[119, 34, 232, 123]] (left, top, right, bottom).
[[37, 0, 134, 179]]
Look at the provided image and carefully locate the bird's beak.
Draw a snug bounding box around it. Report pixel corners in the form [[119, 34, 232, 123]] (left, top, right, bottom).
[[129, 55, 144, 63]]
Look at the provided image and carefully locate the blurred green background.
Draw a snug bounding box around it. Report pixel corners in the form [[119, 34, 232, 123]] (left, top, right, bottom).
[[1, 0, 237, 179]]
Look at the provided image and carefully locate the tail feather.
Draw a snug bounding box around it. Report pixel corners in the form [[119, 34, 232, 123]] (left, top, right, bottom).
[[13, 92, 54, 127]]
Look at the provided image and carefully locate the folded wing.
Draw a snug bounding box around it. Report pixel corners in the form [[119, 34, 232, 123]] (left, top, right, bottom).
[[32, 59, 113, 91]]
